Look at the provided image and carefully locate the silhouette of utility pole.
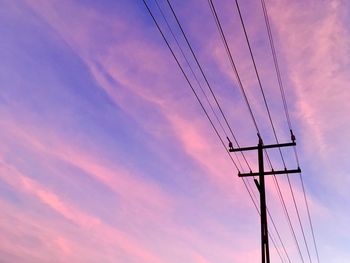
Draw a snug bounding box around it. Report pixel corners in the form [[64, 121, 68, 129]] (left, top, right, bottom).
[[228, 133, 300, 263]]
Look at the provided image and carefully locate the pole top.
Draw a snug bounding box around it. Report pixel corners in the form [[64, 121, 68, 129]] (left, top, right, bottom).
[[290, 129, 296, 142], [257, 133, 263, 145]]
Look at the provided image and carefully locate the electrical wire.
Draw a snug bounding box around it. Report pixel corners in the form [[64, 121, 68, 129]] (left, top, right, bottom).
[[141, 0, 239, 172], [142, 1, 285, 261], [207, 0, 260, 134], [208, 0, 307, 262], [163, 3, 288, 256], [154, 0, 245, 171], [267, 207, 292, 263], [165, 0, 253, 172], [263, 152, 303, 263], [259, 0, 320, 261], [233, 0, 315, 262], [259, 0, 292, 131]]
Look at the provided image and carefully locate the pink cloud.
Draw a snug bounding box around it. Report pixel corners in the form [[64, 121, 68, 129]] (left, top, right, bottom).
[[0, 115, 173, 216], [21, 0, 329, 239], [0, 161, 162, 263], [268, 0, 349, 146], [193, 252, 211, 263], [266, 0, 350, 194], [4, 0, 342, 261]]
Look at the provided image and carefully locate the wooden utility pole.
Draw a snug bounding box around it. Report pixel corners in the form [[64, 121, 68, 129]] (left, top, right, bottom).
[[229, 134, 300, 263]]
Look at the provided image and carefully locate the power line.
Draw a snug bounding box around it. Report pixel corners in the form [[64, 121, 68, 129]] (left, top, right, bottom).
[[156, 1, 282, 237], [163, 4, 290, 258], [154, 0, 227, 137], [207, 0, 260, 134], [269, 227, 286, 263], [246, 175, 288, 263], [209, 0, 310, 262], [207, 1, 297, 261], [165, 0, 252, 172], [259, 0, 292, 131], [143, 2, 313, 262], [154, 0, 245, 171], [264, 150, 305, 263], [233, 0, 280, 147], [248, 166, 291, 263], [244, 179, 286, 263], [141, 0, 239, 172], [251, 173, 291, 263], [208, 0, 307, 262], [259, 0, 320, 261], [230, 137, 302, 263], [267, 206, 292, 263], [271, 165, 305, 263], [143, 1, 285, 261], [233, 0, 314, 262], [299, 171, 320, 263]]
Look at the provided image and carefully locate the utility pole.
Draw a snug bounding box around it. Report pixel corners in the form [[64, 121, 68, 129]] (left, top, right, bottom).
[[228, 133, 300, 263]]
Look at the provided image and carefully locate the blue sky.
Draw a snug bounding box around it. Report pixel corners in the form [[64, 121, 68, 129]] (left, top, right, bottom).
[[0, 0, 349, 262]]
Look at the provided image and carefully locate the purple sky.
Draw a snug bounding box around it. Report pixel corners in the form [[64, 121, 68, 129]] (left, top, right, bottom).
[[0, 0, 349, 262]]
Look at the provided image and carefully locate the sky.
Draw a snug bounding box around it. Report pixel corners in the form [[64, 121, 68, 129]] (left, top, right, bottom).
[[0, 0, 349, 262]]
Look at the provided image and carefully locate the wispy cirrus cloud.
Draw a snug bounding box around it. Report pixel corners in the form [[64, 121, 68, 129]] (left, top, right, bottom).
[[1, 0, 349, 262], [0, 162, 161, 263], [268, 0, 350, 192]]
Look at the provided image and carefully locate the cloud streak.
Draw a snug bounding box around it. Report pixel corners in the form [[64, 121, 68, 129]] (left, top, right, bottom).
[[0, 0, 349, 262]]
